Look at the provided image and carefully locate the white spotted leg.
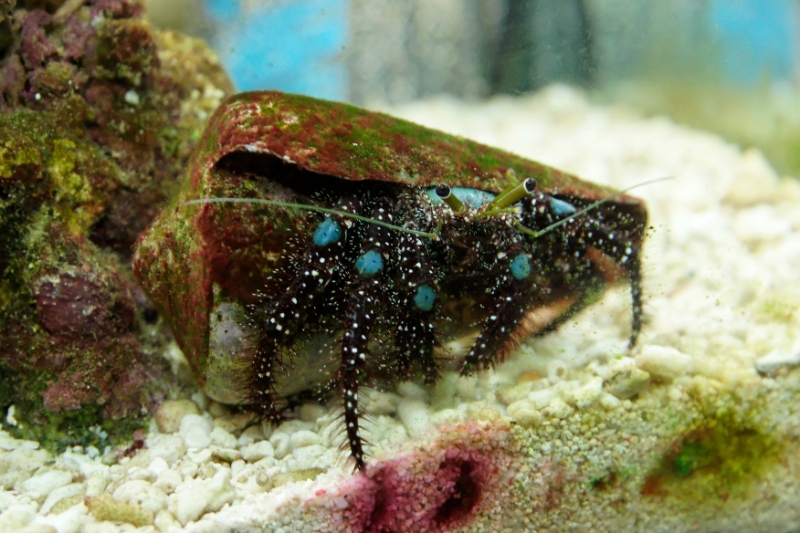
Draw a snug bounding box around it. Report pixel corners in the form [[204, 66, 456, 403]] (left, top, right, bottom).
[[249, 196, 360, 422], [459, 245, 536, 375], [339, 199, 393, 470]]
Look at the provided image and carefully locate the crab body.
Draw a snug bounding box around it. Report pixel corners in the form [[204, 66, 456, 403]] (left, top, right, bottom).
[[133, 91, 647, 470]]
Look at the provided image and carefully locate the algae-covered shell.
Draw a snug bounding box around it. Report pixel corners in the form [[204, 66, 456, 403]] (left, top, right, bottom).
[[133, 90, 646, 404]]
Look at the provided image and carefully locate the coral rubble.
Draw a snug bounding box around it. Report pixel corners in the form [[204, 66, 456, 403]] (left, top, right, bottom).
[[0, 0, 232, 447]]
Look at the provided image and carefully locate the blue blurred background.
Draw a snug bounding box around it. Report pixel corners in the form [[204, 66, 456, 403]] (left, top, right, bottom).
[[145, 0, 799, 101], [143, 0, 800, 174]]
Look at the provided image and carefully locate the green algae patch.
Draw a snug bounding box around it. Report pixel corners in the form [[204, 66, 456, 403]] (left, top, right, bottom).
[[0, 0, 233, 450], [641, 412, 784, 503]]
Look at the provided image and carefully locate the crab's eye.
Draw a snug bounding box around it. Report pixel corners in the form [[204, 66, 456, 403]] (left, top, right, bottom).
[[548, 198, 578, 218], [434, 183, 465, 213], [523, 178, 537, 193]]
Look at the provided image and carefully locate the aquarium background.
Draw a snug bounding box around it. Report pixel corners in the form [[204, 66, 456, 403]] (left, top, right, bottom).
[[143, 0, 800, 176]]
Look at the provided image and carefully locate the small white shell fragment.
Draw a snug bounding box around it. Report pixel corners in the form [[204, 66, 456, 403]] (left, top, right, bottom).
[[636, 345, 694, 379]]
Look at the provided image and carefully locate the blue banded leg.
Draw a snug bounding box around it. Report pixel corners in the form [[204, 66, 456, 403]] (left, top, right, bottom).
[[394, 232, 439, 383], [249, 197, 360, 421], [340, 200, 393, 470], [459, 251, 535, 375]]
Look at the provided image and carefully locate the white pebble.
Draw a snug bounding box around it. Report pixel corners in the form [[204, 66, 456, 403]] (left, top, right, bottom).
[[269, 433, 292, 459], [299, 403, 328, 422], [155, 509, 181, 532], [39, 483, 85, 515], [179, 414, 213, 449], [39, 498, 87, 532], [113, 480, 167, 513], [291, 445, 328, 470], [527, 388, 557, 410], [154, 399, 200, 434], [187, 448, 212, 465], [570, 378, 603, 409], [0, 504, 36, 530], [85, 470, 110, 498], [147, 435, 187, 466], [241, 441, 275, 462], [153, 470, 183, 494], [599, 392, 622, 410], [20, 470, 73, 503], [636, 345, 694, 379], [756, 347, 800, 374], [290, 430, 322, 450], [168, 469, 235, 526], [363, 390, 400, 415], [210, 427, 238, 449], [397, 381, 428, 401], [542, 397, 574, 419], [148, 457, 169, 476], [397, 399, 430, 437], [506, 399, 543, 428], [230, 460, 246, 479], [333, 496, 348, 509]]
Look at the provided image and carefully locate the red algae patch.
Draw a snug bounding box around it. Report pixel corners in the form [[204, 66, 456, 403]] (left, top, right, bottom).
[[320, 421, 517, 533]]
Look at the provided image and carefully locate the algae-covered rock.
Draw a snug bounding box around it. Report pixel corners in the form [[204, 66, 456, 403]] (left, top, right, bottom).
[[0, 0, 233, 448]]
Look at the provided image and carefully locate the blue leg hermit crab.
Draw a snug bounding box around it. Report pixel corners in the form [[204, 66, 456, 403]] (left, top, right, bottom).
[[133, 91, 647, 470]]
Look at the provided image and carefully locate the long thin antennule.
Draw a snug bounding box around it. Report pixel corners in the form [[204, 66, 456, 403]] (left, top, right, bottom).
[[183, 197, 440, 239]]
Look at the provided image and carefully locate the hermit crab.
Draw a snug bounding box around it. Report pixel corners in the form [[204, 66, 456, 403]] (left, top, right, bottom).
[[133, 91, 647, 470]]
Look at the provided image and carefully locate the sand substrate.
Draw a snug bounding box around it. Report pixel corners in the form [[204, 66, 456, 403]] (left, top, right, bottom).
[[2, 86, 800, 533]]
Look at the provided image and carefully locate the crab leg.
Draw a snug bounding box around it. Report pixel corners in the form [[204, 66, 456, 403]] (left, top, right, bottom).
[[459, 244, 536, 375], [340, 199, 393, 470], [249, 197, 360, 421], [394, 231, 440, 383], [576, 221, 643, 347]]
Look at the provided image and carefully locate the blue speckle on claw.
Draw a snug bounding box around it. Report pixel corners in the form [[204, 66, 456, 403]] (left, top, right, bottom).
[[549, 198, 578, 218], [313, 218, 342, 246], [510, 253, 531, 279], [356, 250, 383, 275], [413, 285, 436, 311]]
